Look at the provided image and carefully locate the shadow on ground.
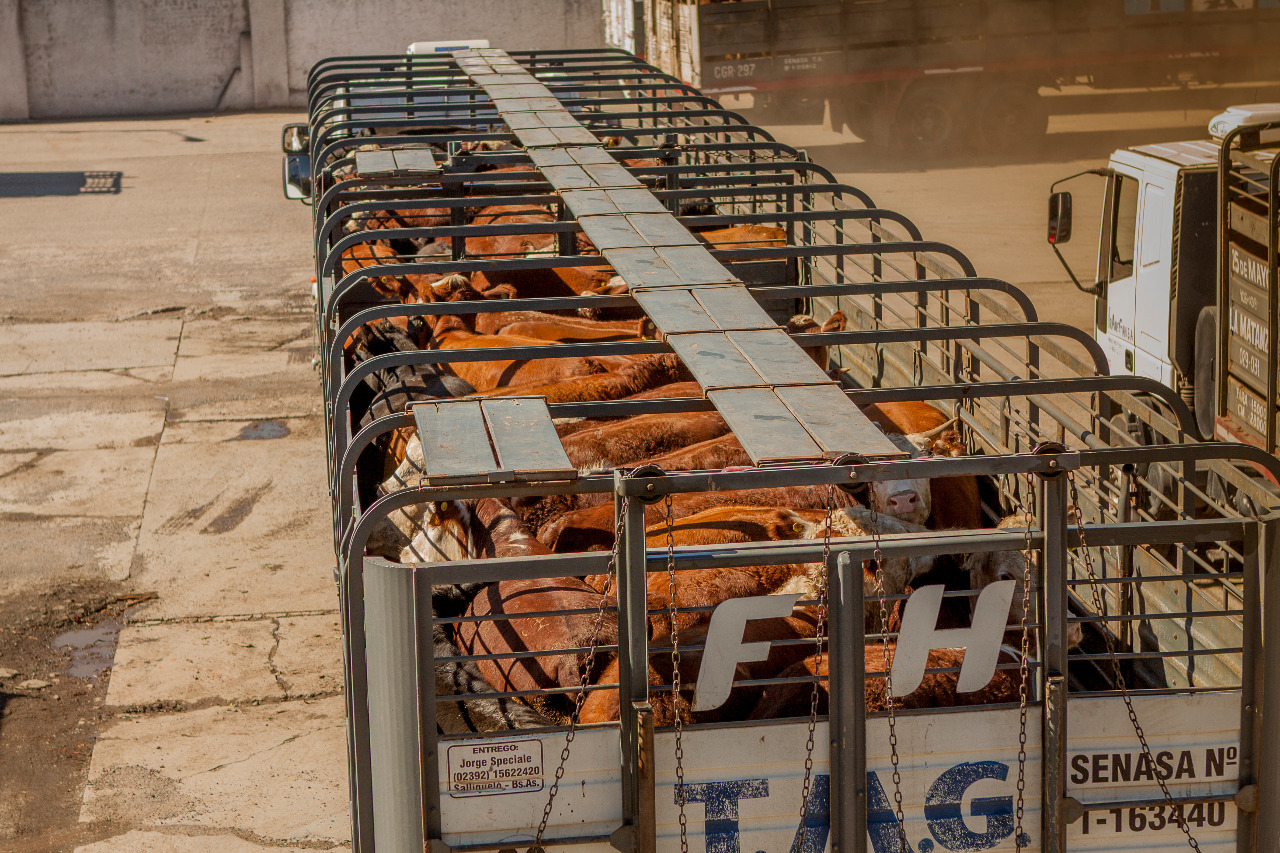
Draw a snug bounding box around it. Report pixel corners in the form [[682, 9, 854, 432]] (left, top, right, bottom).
[[0, 171, 123, 197]]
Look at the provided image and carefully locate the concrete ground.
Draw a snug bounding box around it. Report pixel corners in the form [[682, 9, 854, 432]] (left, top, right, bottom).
[[0, 112, 342, 852], [0, 104, 1219, 852]]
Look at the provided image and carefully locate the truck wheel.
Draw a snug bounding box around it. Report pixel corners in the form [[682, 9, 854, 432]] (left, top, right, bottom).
[[1194, 306, 1217, 440], [895, 84, 969, 155], [975, 83, 1048, 149]]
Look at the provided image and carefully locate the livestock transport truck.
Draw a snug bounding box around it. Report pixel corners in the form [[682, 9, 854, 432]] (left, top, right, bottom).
[[610, 0, 1280, 151], [288, 47, 1280, 853], [1046, 104, 1280, 510]]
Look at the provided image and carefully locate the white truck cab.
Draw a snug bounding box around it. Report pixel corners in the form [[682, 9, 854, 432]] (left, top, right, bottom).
[[1089, 141, 1218, 389], [1048, 105, 1280, 438]]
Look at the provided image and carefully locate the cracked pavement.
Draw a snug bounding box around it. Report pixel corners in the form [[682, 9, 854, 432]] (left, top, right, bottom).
[[0, 113, 347, 852]]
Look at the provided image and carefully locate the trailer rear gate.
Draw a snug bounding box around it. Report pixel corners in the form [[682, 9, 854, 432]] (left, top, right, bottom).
[[292, 47, 1280, 853]]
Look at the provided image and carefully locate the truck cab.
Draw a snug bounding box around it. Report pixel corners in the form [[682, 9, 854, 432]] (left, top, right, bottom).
[[1048, 107, 1280, 441], [1085, 143, 1218, 392]]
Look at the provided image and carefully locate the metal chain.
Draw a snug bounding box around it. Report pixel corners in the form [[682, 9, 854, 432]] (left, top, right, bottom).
[[1014, 473, 1035, 850], [1066, 471, 1201, 852], [869, 500, 909, 851], [531, 497, 627, 852], [665, 494, 690, 853], [794, 483, 834, 849]]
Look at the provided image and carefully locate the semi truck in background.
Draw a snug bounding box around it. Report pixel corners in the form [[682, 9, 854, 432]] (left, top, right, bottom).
[[609, 0, 1280, 152], [1047, 104, 1280, 491]]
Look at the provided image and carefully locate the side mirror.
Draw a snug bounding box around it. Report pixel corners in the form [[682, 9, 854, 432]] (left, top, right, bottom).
[[1047, 191, 1072, 244], [282, 154, 311, 200], [282, 123, 310, 154]]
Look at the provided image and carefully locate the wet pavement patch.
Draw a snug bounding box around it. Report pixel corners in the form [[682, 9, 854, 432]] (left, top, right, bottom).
[[231, 420, 291, 441], [53, 619, 121, 682]]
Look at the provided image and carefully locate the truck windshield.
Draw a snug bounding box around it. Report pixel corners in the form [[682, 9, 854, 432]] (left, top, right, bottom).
[[1111, 173, 1139, 278]]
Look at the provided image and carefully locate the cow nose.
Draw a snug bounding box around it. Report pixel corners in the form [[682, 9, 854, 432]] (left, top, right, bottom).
[[887, 491, 918, 514]]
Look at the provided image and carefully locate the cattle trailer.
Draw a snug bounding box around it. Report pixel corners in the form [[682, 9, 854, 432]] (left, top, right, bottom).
[[287, 48, 1280, 853]]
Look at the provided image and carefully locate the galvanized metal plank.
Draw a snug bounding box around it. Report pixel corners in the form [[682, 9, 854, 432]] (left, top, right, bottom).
[[527, 147, 579, 170], [606, 188, 670, 214], [538, 111, 582, 129], [490, 96, 564, 113], [480, 398, 578, 481], [775, 384, 908, 460], [502, 112, 547, 130], [578, 215, 649, 251], [551, 126, 600, 146], [390, 148, 439, 174], [538, 165, 595, 189], [706, 387, 826, 463], [485, 83, 553, 100], [581, 162, 643, 189], [626, 214, 702, 248], [567, 147, 619, 167], [693, 287, 775, 330], [412, 400, 498, 483], [631, 289, 714, 334], [511, 127, 560, 149], [601, 247, 671, 288], [560, 188, 668, 219], [354, 150, 397, 177], [665, 333, 763, 389], [658, 245, 740, 285], [727, 329, 832, 386]]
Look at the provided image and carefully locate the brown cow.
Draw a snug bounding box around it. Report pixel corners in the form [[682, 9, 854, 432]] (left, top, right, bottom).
[[481, 353, 690, 404], [560, 411, 730, 473], [861, 400, 980, 530], [450, 498, 619, 725], [540, 483, 859, 553], [456, 575, 618, 725], [339, 240, 421, 302], [420, 276, 661, 392]]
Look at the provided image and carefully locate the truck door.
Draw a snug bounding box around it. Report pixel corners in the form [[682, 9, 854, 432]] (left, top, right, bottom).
[[1098, 168, 1140, 375], [1134, 180, 1174, 386]]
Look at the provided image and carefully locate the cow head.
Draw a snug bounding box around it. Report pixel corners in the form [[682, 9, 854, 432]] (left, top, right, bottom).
[[399, 499, 476, 563], [963, 514, 1082, 647], [903, 417, 964, 457], [786, 311, 847, 369], [867, 433, 932, 525]]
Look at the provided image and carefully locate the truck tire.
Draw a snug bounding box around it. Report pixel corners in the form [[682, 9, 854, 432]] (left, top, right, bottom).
[[975, 83, 1048, 150], [1194, 305, 1217, 440], [895, 83, 969, 155]]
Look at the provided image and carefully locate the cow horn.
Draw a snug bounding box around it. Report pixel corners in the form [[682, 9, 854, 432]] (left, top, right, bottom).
[[917, 417, 960, 441]]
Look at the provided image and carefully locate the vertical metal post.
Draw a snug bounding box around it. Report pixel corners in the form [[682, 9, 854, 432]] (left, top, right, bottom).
[[450, 201, 465, 262], [364, 556, 426, 853], [614, 485, 637, 828], [414, 566, 443, 844], [1237, 520, 1263, 853], [344, 558, 377, 853], [829, 552, 867, 853], [1117, 466, 1135, 653], [1253, 519, 1280, 849], [1040, 473, 1070, 853], [616, 474, 654, 847]]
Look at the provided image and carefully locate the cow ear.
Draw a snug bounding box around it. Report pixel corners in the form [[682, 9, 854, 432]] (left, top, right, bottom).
[[484, 283, 518, 300], [784, 313, 818, 335], [821, 310, 848, 333]]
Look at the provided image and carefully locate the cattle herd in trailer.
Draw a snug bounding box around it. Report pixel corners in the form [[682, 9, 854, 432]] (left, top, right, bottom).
[[294, 47, 1278, 853]]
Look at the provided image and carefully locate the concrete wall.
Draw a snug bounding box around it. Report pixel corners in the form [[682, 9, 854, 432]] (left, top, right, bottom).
[[0, 0, 605, 121]]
